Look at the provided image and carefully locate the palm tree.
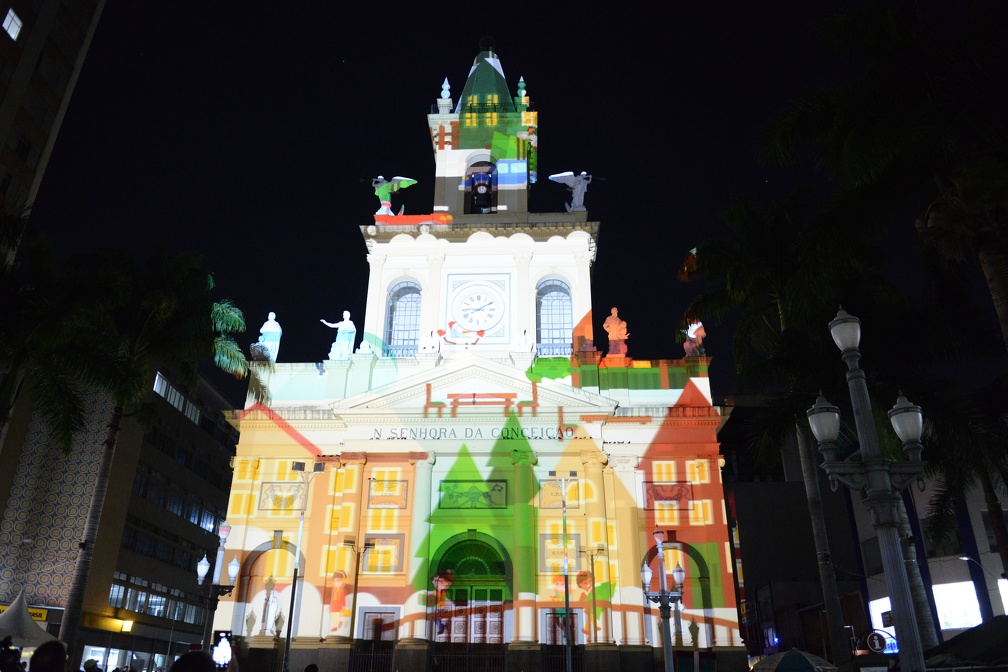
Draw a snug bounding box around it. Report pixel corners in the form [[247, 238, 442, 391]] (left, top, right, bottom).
[[678, 192, 893, 663], [917, 378, 1008, 578], [57, 250, 254, 663], [760, 1, 1008, 349], [1, 223, 92, 453]]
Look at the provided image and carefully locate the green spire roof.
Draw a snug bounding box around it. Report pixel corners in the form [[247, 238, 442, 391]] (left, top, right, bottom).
[[454, 46, 516, 114]]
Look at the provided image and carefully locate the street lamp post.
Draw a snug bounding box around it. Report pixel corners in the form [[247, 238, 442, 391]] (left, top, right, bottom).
[[579, 545, 607, 643], [196, 521, 241, 652], [641, 527, 685, 672], [547, 470, 577, 672], [806, 308, 927, 672], [959, 555, 1002, 580], [281, 461, 325, 672], [344, 537, 375, 640]]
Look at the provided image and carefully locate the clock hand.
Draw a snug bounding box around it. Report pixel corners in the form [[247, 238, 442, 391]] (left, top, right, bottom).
[[467, 301, 494, 313]]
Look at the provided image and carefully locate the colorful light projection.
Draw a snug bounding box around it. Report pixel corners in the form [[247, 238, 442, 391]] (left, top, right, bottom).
[[218, 342, 738, 649]]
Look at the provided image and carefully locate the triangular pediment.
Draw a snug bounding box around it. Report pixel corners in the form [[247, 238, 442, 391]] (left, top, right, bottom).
[[330, 355, 616, 418]]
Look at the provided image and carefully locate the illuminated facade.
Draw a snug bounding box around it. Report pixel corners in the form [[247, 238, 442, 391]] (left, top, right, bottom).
[[220, 45, 745, 672]]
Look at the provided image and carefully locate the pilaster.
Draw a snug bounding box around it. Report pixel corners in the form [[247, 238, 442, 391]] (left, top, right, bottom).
[[405, 452, 436, 639], [609, 455, 645, 645], [512, 449, 538, 642]]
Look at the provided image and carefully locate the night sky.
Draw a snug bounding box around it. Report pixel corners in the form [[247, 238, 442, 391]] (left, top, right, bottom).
[[23, 3, 963, 405]]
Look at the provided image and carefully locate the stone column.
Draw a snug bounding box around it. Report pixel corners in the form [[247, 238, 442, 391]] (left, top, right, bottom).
[[362, 251, 386, 344], [511, 449, 538, 642], [340, 452, 368, 639], [573, 251, 594, 348], [405, 452, 436, 640], [580, 450, 610, 643], [423, 253, 445, 338], [609, 455, 645, 646], [514, 252, 533, 347]]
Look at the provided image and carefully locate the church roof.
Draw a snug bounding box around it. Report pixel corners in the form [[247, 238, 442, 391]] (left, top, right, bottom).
[[454, 47, 517, 114]]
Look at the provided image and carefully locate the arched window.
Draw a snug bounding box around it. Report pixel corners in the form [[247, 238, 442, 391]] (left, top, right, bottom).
[[535, 279, 572, 356], [385, 281, 421, 356]]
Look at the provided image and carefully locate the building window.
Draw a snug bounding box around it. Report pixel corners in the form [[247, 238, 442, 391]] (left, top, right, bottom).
[[3, 9, 22, 41], [981, 509, 1008, 553], [686, 460, 711, 483], [108, 584, 125, 609], [384, 281, 421, 356], [15, 136, 30, 161], [536, 279, 572, 355]]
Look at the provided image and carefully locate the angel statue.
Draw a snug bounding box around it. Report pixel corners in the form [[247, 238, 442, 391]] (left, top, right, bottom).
[[683, 321, 706, 357], [372, 175, 417, 215], [548, 171, 592, 212]]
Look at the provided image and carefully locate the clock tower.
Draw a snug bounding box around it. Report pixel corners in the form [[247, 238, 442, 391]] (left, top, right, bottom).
[[359, 42, 597, 359], [221, 42, 744, 672]]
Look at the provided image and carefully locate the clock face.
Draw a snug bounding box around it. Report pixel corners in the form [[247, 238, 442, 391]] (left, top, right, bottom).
[[452, 284, 505, 332]]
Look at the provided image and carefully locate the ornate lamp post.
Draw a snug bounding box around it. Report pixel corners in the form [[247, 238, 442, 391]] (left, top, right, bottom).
[[641, 527, 685, 672], [579, 545, 607, 643], [547, 470, 577, 672], [281, 461, 325, 672], [196, 521, 241, 652], [806, 308, 926, 672]]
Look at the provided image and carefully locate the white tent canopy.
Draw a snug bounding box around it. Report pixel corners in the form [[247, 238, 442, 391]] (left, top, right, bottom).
[[0, 591, 57, 647]]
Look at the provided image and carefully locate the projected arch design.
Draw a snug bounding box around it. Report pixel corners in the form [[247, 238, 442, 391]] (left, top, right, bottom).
[[233, 537, 306, 637], [430, 533, 512, 643]]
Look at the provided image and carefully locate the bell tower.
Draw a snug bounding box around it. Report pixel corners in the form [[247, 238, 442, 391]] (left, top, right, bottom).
[[360, 43, 594, 360], [427, 39, 537, 215]]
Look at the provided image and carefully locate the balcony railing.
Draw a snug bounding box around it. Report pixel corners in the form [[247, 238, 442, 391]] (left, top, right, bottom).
[[536, 343, 573, 357]]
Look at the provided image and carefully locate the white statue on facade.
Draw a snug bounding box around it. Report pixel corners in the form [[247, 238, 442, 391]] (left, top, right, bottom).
[[263, 588, 279, 635], [252, 311, 282, 362], [419, 330, 441, 353], [321, 311, 357, 360]]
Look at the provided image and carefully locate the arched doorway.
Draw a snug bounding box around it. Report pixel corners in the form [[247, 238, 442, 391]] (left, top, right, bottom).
[[432, 537, 510, 644]]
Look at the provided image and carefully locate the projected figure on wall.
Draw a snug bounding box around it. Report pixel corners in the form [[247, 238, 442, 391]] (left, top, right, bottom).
[[372, 175, 417, 215], [251, 311, 282, 362], [548, 171, 592, 212], [683, 321, 706, 357], [321, 311, 357, 360], [576, 570, 611, 637], [328, 570, 351, 636], [603, 307, 629, 356], [432, 570, 454, 639]]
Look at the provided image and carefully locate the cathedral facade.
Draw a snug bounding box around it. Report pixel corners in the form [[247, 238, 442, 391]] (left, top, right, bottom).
[[217, 45, 745, 672]]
